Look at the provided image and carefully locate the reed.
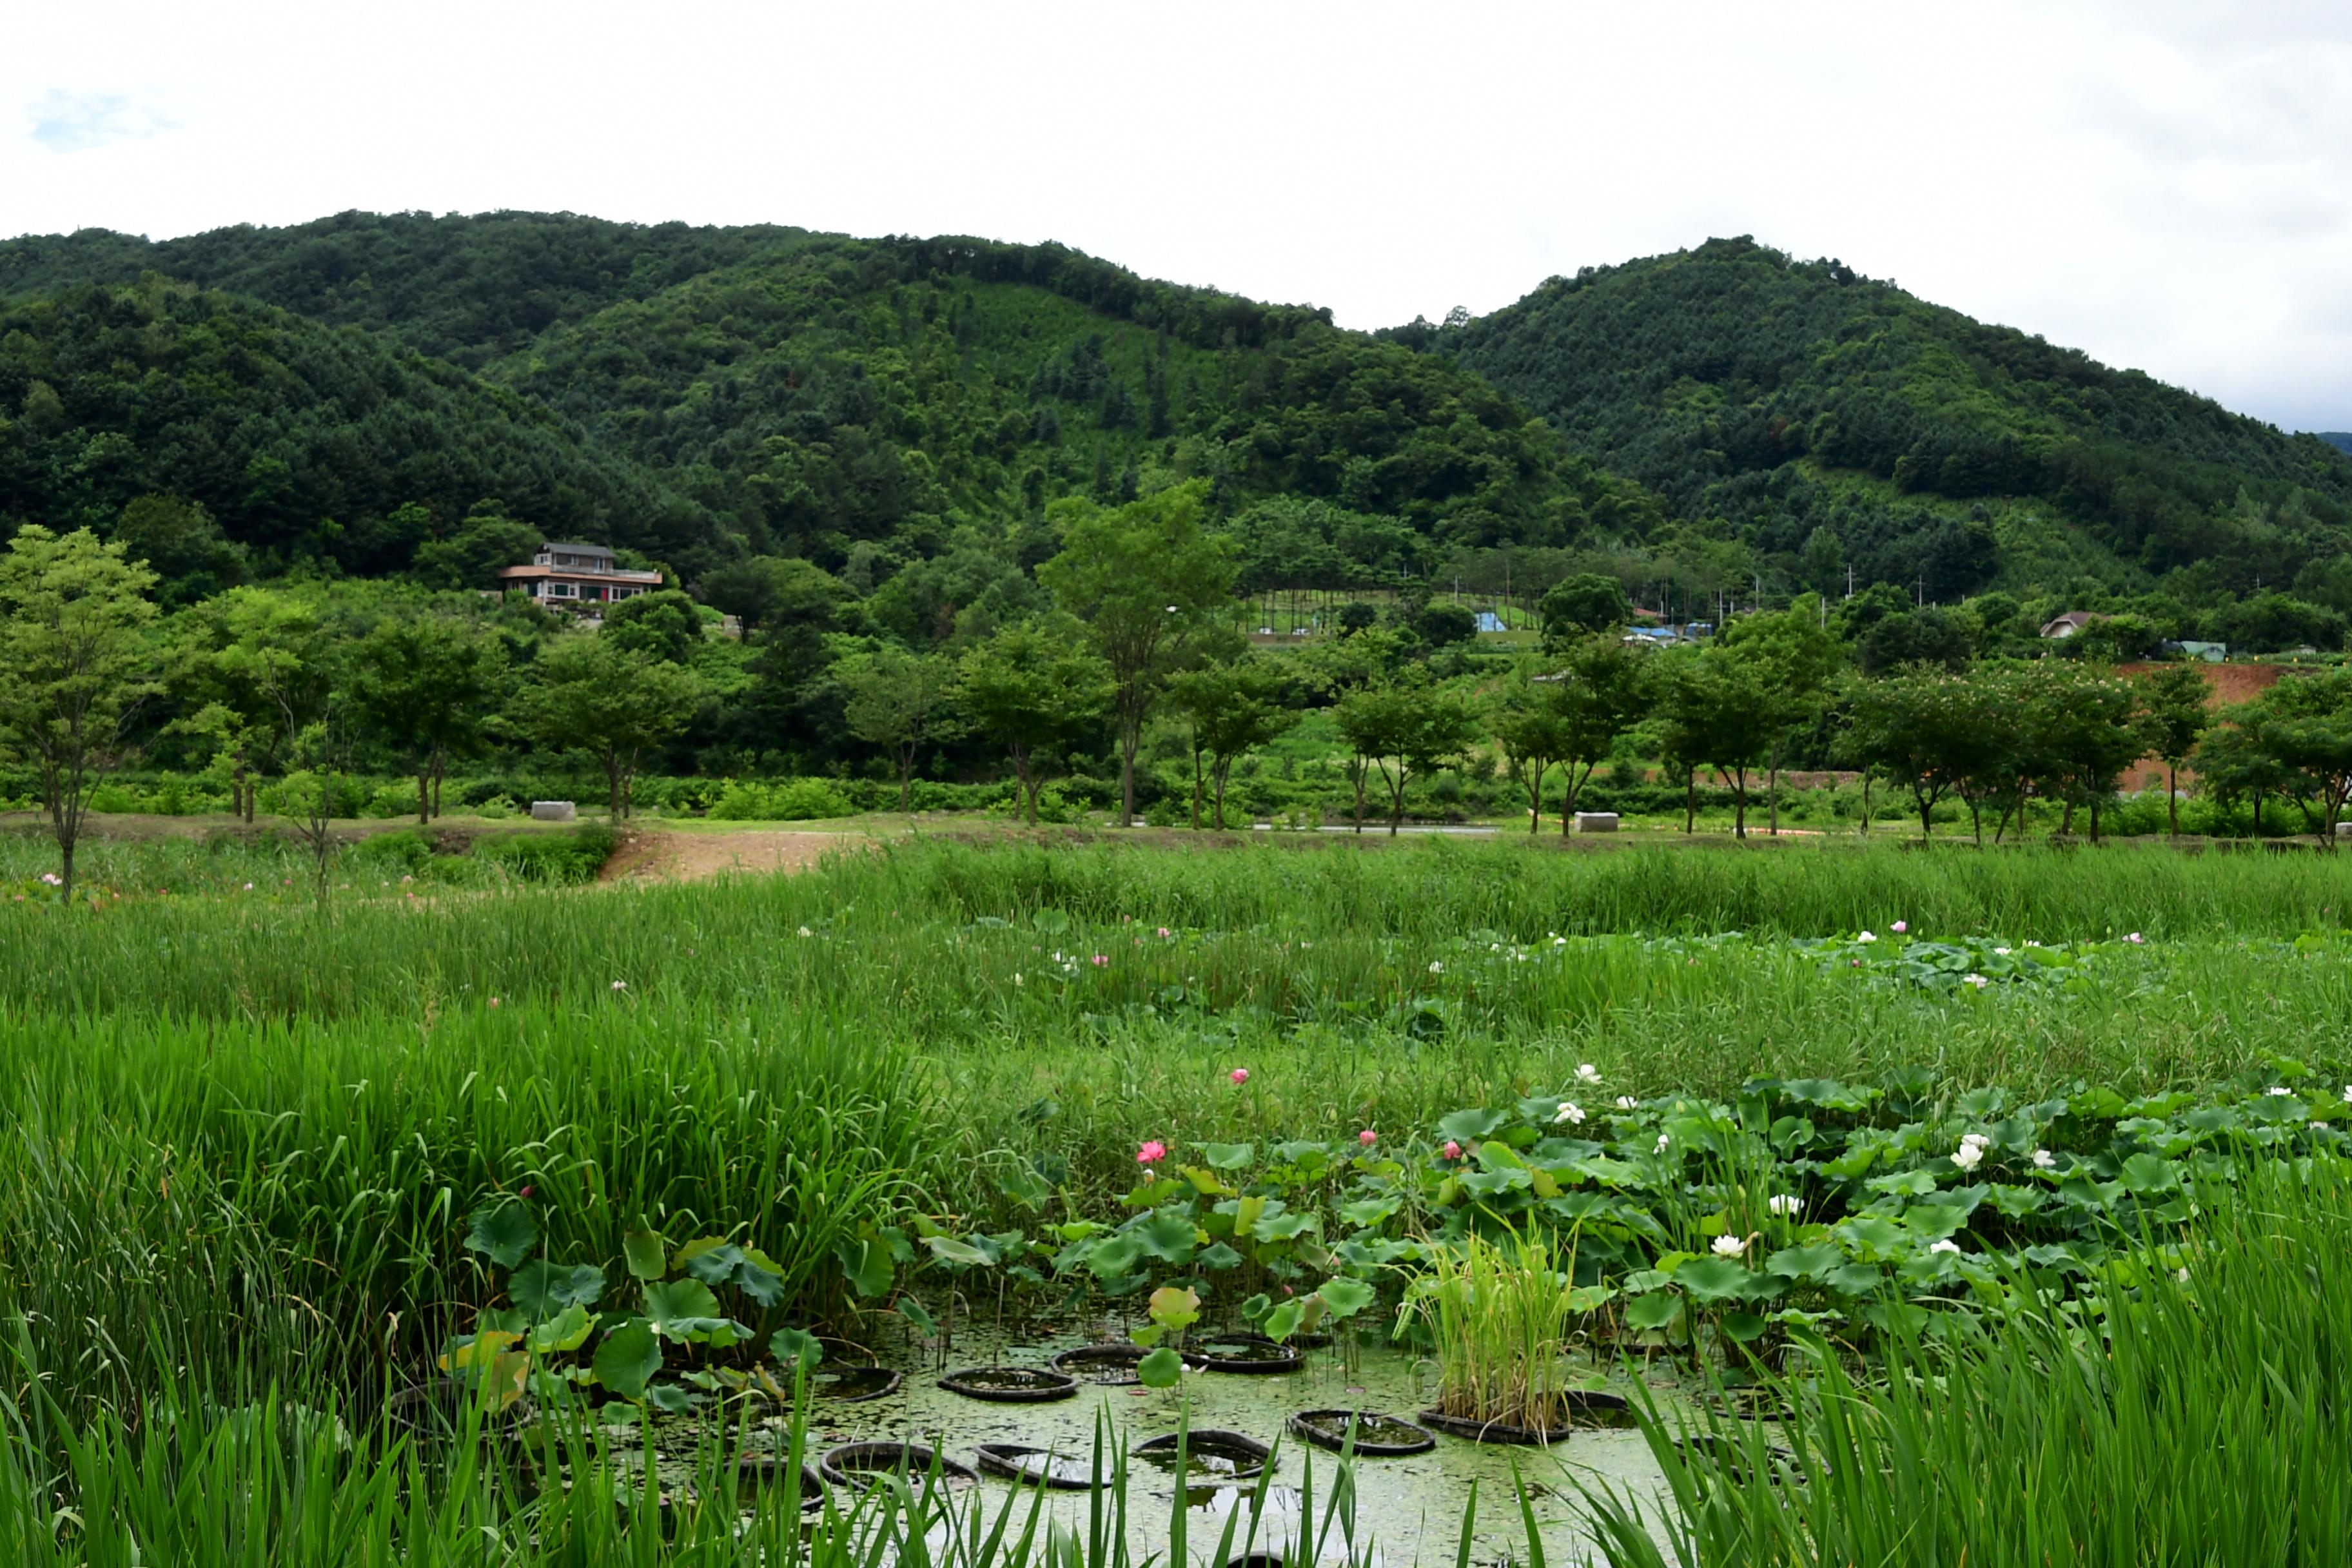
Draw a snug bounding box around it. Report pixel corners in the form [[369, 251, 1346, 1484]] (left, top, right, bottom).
[[1400, 1230, 1578, 1433], [1583, 1159, 2352, 1567]]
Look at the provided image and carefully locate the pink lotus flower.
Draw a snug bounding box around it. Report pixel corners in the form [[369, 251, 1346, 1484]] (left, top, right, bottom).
[[2126, 932, 2144, 944], [1090, 954, 1110, 966], [489, 997, 501, 1008], [1358, 1129, 1378, 1147], [1136, 1141, 1167, 1164], [1157, 927, 1171, 938], [1892, 921, 1908, 934], [1442, 1140, 1462, 1160], [1230, 1068, 1250, 1085]]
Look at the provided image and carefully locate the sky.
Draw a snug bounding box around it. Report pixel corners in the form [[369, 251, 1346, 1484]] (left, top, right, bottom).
[[9, 1, 2352, 431]]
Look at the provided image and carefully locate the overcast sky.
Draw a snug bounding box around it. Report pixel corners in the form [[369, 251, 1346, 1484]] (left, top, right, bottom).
[[10, 1, 2351, 431]]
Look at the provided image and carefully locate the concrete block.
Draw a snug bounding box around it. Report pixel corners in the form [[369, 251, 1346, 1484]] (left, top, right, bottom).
[[1573, 812, 1620, 834], [531, 800, 577, 822]]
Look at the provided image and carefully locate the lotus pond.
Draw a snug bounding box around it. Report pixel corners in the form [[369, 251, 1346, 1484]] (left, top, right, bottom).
[[2, 833, 2349, 1565]]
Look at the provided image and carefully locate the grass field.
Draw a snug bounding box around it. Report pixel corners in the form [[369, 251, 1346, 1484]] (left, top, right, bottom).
[[2, 825, 2347, 1563]]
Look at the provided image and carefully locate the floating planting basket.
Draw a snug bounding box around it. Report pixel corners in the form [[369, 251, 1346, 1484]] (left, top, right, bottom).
[[1050, 1343, 1170, 1385], [1418, 1389, 1634, 1445], [936, 1366, 1079, 1403], [1135, 1429, 1271, 1480], [1285, 1408, 1436, 1456], [819, 1442, 980, 1491], [810, 1365, 903, 1402], [734, 1454, 827, 1511], [1188, 1335, 1303, 1374], [974, 1442, 1098, 1490]]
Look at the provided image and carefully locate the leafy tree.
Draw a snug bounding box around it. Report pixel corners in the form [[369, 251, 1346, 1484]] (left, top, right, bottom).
[[0, 526, 160, 896], [1857, 607, 1975, 674], [1489, 639, 1643, 833], [1539, 573, 1631, 645], [1846, 670, 1972, 839], [1335, 602, 1380, 636], [1333, 673, 1478, 836], [1653, 645, 1779, 837], [516, 637, 705, 818], [1415, 603, 1478, 647], [412, 501, 543, 591], [1718, 597, 1846, 833], [2137, 662, 2213, 838], [602, 589, 705, 664], [954, 618, 1114, 826], [110, 495, 246, 606], [351, 614, 504, 822], [700, 557, 848, 643], [2222, 671, 2352, 845], [1038, 484, 1238, 826], [1165, 658, 1299, 830], [199, 588, 353, 891], [2028, 663, 2147, 841], [841, 646, 957, 813]]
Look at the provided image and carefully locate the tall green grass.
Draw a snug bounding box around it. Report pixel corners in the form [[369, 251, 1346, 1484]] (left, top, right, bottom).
[[1585, 1160, 2352, 1567], [0, 1005, 927, 1418]]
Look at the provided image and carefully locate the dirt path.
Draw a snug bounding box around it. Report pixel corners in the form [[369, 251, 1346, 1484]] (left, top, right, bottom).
[[599, 828, 866, 883]]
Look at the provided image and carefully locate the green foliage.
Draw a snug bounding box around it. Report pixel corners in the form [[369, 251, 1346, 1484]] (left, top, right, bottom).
[[1538, 573, 1630, 642], [0, 282, 727, 575], [1444, 235, 2352, 614]]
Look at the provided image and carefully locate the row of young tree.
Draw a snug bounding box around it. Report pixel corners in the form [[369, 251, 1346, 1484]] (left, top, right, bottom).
[[7, 487, 2349, 903]]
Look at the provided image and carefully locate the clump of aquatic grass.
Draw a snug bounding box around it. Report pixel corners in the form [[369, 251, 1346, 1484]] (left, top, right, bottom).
[[1400, 1229, 1578, 1431], [1583, 1157, 2352, 1567]]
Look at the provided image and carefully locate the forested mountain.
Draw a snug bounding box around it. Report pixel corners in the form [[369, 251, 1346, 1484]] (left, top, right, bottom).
[[0, 277, 727, 581], [1425, 237, 2352, 613], [4, 215, 2349, 637], [1, 213, 1658, 602]]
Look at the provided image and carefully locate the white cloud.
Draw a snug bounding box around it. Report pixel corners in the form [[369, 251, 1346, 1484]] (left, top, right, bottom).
[[4, 0, 2349, 430], [28, 90, 177, 153]]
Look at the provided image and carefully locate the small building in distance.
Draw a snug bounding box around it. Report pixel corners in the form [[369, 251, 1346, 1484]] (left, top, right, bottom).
[[2038, 610, 2102, 639], [498, 542, 663, 610]]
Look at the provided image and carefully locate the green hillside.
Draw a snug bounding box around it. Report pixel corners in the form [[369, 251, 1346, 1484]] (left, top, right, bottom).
[[1431, 237, 2352, 612], [0, 278, 729, 580], [5, 215, 2351, 638]]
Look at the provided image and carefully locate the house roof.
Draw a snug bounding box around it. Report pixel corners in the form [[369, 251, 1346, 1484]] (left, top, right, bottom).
[[2039, 611, 2102, 637], [538, 540, 615, 554], [498, 563, 665, 583]]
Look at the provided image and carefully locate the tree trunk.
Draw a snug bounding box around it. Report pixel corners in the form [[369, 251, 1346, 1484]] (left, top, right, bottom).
[[417, 764, 432, 825], [1968, 796, 1983, 846], [1118, 718, 1139, 828], [432, 756, 445, 819], [606, 755, 625, 818], [1190, 745, 1205, 830], [1919, 792, 1934, 839], [1684, 769, 1696, 834], [1861, 773, 1873, 837], [1350, 758, 1368, 834], [59, 841, 75, 902], [2168, 764, 2179, 838], [2089, 797, 2101, 844], [1768, 742, 1782, 836], [1527, 758, 1547, 834], [1732, 767, 1747, 839]]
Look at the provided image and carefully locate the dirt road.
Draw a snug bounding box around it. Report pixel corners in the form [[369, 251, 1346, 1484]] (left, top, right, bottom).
[[598, 828, 863, 883]]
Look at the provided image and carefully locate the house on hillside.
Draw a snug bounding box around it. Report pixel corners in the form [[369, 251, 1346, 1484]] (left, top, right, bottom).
[[498, 542, 664, 610], [2039, 611, 2102, 639]]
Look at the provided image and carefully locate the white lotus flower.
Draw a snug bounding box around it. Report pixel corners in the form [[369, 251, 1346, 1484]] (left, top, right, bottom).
[[1767, 1194, 1801, 1217], [2175, 1266, 2190, 1283], [1963, 973, 1988, 988], [2266, 1086, 2294, 1097], [1655, 1134, 1671, 1155], [2031, 1148, 2056, 1170], [1993, 946, 2012, 956], [1576, 1063, 1602, 1084], [1616, 1095, 1640, 1110], [798, 925, 813, 937], [1554, 1101, 1585, 1125], [1857, 931, 1877, 944], [1428, 961, 1444, 974], [1711, 1235, 1745, 1258], [1928, 1239, 1962, 1256], [1951, 1141, 1984, 1171]]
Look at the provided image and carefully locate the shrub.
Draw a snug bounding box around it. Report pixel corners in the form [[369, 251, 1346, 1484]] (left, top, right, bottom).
[[704, 778, 859, 821], [474, 825, 618, 883]]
